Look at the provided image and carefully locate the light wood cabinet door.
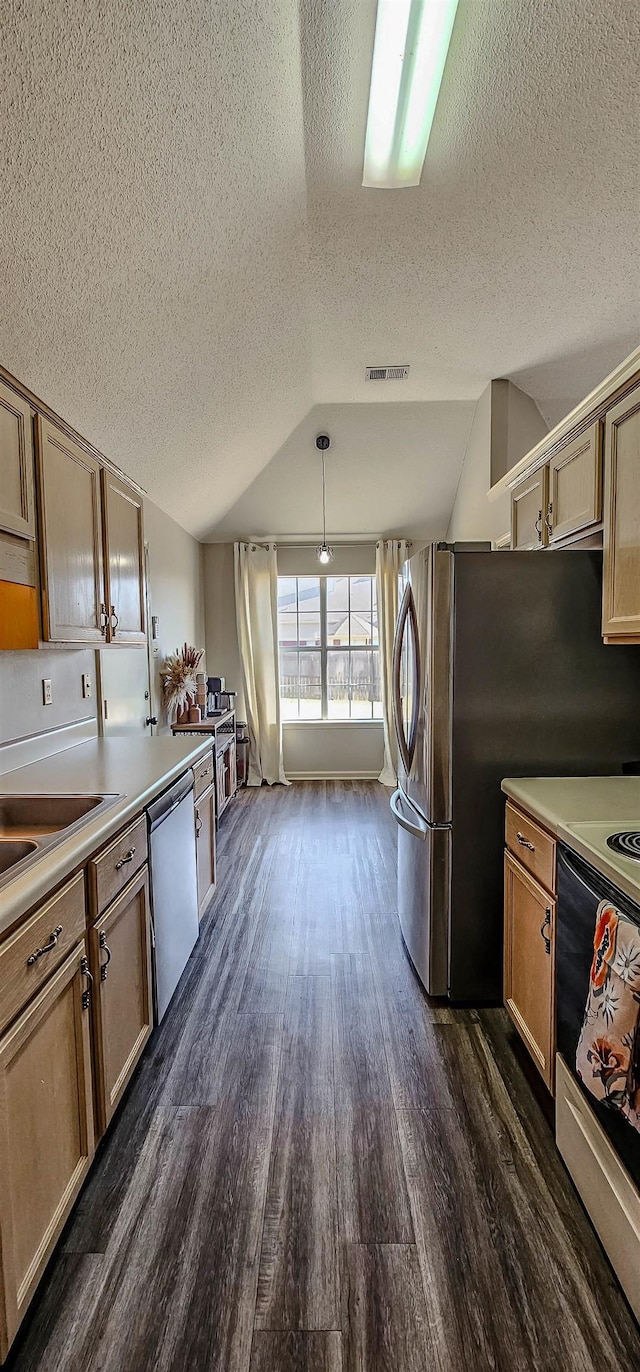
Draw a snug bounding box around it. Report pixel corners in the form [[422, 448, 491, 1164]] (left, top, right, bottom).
[[510, 467, 548, 550], [504, 851, 555, 1092], [36, 416, 106, 643], [0, 941, 94, 1358], [216, 749, 226, 820], [101, 470, 146, 645], [602, 385, 640, 641], [194, 783, 216, 920], [547, 421, 602, 545], [227, 739, 237, 798], [0, 380, 35, 541], [90, 865, 153, 1137]]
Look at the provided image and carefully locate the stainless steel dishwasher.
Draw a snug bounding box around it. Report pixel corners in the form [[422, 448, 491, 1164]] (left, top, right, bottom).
[[147, 770, 199, 1022]]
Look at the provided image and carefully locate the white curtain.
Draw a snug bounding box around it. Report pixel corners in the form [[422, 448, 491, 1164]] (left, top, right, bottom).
[[376, 538, 410, 787], [234, 542, 289, 787]]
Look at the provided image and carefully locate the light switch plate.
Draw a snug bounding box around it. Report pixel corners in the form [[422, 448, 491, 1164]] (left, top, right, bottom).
[[82, 673, 92, 699], [42, 678, 53, 706]]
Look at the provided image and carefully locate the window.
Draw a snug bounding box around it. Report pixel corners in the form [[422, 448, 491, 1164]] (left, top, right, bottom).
[[278, 575, 381, 720]]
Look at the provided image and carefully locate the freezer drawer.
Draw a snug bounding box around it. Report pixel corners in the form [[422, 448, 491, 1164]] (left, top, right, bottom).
[[392, 788, 450, 996]]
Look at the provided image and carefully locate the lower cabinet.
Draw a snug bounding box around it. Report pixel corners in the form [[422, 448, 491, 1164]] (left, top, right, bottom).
[[89, 865, 153, 1136], [504, 850, 556, 1092], [0, 942, 95, 1359], [194, 783, 216, 919]]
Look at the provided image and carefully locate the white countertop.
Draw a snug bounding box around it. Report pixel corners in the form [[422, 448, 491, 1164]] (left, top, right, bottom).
[[0, 735, 213, 934], [502, 776, 640, 903]]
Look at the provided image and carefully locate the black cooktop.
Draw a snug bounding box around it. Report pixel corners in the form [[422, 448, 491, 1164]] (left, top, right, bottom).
[[606, 830, 640, 860]]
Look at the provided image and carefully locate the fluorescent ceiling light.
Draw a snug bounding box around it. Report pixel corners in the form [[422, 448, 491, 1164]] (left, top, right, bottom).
[[363, 0, 459, 189]]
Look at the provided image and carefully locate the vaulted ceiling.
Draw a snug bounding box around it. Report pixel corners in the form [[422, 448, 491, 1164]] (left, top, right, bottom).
[[1, 1, 638, 540]]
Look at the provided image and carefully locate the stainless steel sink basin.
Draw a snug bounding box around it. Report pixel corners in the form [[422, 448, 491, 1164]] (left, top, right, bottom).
[[0, 793, 121, 891], [0, 839, 38, 875], [0, 794, 107, 836]]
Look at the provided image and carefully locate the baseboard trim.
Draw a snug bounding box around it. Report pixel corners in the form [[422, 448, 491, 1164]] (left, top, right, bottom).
[[286, 770, 381, 781]]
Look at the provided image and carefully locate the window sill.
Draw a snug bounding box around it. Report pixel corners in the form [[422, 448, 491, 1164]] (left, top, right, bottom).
[[282, 719, 383, 728]]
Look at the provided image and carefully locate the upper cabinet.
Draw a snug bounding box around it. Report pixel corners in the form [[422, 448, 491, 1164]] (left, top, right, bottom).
[[497, 349, 640, 644], [0, 381, 35, 541], [36, 417, 107, 644], [546, 421, 602, 546], [511, 467, 548, 550], [101, 470, 146, 644], [602, 385, 640, 642], [33, 416, 147, 648]]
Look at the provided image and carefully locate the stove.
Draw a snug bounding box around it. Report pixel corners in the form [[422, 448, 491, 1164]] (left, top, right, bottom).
[[606, 830, 640, 860]]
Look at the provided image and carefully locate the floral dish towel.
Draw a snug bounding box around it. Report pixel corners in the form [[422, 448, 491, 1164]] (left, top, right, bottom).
[[576, 900, 640, 1133]]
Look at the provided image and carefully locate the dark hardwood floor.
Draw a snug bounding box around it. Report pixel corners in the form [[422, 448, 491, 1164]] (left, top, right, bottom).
[[6, 782, 639, 1371]]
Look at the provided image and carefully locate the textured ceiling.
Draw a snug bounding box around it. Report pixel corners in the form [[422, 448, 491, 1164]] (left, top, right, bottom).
[[1, 0, 638, 538]]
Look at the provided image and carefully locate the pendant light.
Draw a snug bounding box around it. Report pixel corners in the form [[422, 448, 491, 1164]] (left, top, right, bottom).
[[316, 434, 334, 565]]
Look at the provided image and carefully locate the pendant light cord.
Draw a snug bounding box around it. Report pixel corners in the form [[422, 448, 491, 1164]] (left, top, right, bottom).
[[322, 452, 327, 546]]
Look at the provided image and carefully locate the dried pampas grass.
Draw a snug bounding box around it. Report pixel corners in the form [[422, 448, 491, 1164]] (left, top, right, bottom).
[[160, 643, 204, 717]]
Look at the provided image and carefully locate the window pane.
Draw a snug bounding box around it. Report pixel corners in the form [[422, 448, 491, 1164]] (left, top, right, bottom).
[[326, 575, 349, 614], [327, 608, 349, 644], [298, 649, 322, 718], [327, 650, 350, 718], [279, 648, 299, 718], [350, 649, 374, 719]]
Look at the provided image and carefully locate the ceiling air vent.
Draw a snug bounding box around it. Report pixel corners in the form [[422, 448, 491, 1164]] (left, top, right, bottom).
[[365, 365, 410, 382]]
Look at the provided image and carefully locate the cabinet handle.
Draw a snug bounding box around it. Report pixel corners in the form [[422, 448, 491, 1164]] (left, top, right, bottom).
[[115, 846, 136, 871], [534, 509, 543, 540], [100, 602, 109, 631], [540, 908, 552, 955], [195, 812, 202, 836], [110, 604, 119, 631], [80, 954, 94, 1009], [26, 924, 63, 965], [99, 929, 112, 981], [516, 831, 535, 851], [545, 502, 553, 532]]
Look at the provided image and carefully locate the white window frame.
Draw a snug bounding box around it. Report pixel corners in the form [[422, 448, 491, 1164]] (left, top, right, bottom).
[[278, 575, 380, 722]]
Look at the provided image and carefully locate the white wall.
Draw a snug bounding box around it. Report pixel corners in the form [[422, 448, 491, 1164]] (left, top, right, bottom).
[[203, 543, 245, 717], [0, 648, 97, 746], [447, 381, 548, 544], [203, 541, 384, 778], [145, 498, 205, 732]]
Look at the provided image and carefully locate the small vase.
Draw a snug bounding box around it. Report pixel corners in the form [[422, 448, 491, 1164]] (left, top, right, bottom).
[[188, 705, 201, 723]]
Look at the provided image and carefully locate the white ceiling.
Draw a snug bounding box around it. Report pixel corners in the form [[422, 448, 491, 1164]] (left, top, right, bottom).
[[1, 0, 638, 540], [210, 401, 476, 542]]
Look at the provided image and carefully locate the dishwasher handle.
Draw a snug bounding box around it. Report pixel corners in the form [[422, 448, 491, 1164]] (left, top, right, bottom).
[[147, 770, 195, 832]]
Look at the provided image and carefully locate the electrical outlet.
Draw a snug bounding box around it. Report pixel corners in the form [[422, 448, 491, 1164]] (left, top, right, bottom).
[[82, 673, 92, 699], [42, 678, 53, 706]]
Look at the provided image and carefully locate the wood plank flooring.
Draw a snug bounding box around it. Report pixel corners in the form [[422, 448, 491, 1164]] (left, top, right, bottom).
[[6, 781, 639, 1371]]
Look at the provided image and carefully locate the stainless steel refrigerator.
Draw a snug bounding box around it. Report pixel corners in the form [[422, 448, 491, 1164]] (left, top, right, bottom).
[[390, 544, 640, 1003]]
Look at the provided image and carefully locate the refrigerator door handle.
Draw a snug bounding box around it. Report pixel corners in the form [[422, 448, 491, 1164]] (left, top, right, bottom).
[[390, 788, 428, 840]]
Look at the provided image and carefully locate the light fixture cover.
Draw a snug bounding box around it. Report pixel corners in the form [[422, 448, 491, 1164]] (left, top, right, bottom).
[[363, 0, 459, 189], [316, 543, 334, 565]]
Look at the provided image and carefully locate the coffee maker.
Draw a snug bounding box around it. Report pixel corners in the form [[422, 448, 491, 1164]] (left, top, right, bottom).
[[206, 677, 237, 715]]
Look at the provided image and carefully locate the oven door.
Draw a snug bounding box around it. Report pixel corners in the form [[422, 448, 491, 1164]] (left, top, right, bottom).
[[556, 844, 640, 1188]]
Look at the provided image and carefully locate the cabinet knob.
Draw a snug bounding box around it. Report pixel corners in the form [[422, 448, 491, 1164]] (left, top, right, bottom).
[[540, 908, 552, 955], [99, 929, 112, 981], [115, 846, 136, 871], [516, 831, 535, 851], [26, 924, 63, 966]]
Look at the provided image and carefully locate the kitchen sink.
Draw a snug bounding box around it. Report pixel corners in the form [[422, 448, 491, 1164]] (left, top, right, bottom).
[[0, 794, 108, 837], [0, 839, 38, 876], [0, 793, 121, 890]]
